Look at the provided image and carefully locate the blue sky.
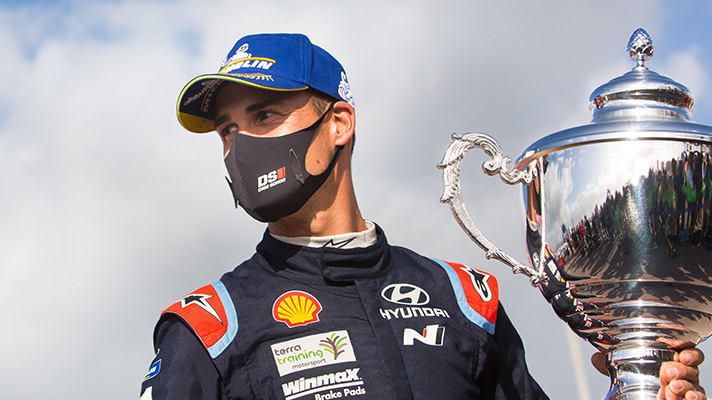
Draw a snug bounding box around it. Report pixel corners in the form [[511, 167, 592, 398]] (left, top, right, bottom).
[[1, 1, 711, 399]]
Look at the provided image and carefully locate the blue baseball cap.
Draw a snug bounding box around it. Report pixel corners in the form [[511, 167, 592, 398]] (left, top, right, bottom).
[[176, 33, 355, 133]]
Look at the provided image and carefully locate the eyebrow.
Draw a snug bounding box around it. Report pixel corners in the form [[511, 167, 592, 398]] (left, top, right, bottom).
[[245, 98, 283, 114], [213, 114, 230, 131], [213, 98, 287, 131]]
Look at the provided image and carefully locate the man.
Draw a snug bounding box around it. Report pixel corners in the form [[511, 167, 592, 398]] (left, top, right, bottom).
[[141, 33, 706, 400]]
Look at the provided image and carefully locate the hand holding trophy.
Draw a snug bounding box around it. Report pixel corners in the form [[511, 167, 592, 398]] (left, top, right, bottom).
[[439, 28, 712, 400]]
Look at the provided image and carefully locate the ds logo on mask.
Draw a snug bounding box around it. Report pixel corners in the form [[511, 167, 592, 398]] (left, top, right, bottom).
[[257, 167, 286, 192]]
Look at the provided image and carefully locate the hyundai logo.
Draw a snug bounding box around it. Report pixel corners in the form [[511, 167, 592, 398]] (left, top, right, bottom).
[[381, 284, 430, 306]]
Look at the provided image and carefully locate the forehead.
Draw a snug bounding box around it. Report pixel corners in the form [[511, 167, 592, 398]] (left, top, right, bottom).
[[213, 82, 310, 111]]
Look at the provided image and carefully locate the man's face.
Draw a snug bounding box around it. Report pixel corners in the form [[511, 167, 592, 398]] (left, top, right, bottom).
[[213, 83, 319, 159]]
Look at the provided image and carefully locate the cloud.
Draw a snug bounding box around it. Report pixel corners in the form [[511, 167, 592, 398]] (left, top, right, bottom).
[[664, 45, 708, 104]]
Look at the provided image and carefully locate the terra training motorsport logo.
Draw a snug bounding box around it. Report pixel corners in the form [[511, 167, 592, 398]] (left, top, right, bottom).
[[270, 330, 357, 377]]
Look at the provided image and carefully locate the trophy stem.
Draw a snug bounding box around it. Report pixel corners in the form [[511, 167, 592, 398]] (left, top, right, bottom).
[[603, 347, 675, 400]]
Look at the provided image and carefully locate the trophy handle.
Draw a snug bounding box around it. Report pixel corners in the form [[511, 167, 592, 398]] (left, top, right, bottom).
[[437, 132, 545, 285]]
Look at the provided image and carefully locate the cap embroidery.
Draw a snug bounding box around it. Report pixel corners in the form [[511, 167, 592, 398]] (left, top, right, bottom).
[[229, 73, 275, 82], [183, 79, 219, 107], [221, 43, 252, 69], [338, 71, 355, 107], [220, 58, 275, 74]]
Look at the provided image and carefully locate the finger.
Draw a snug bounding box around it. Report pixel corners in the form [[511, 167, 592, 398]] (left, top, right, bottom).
[[657, 338, 696, 350], [685, 391, 708, 400], [678, 348, 705, 367], [652, 339, 702, 366], [663, 379, 706, 400], [661, 362, 700, 386]]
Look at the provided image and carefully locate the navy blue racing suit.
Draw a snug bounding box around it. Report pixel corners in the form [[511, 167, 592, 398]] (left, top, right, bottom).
[[140, 226, 547, 400]]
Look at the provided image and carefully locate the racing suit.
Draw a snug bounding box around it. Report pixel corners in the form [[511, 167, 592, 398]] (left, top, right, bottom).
[[140, 225, 547, 399]]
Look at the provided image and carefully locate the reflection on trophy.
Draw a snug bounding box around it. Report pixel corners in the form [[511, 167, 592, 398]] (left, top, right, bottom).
[[439, 28, 712, 399]]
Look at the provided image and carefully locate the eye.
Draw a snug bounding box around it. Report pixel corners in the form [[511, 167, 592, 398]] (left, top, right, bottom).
[[219, 124, 239, 139], [256, 110, 277, 123]]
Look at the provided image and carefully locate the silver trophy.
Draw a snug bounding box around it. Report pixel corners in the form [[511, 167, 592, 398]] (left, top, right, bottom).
[[439, 28, 712, 399]]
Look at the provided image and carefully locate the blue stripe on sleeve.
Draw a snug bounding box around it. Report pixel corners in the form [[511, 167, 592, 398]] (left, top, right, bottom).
[[430, 258, 495, 335], [207, 280, 239, 358]]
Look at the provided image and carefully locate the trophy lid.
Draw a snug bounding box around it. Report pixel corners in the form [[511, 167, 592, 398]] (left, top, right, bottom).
[[516, 28, 712, 168], [589, 28, 694, 123]]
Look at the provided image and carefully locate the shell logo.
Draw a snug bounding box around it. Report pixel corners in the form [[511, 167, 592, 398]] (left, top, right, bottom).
[[272, 291, 323, 328]]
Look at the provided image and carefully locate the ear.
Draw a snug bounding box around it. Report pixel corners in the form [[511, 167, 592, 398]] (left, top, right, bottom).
[[330, 101, 356, 147]]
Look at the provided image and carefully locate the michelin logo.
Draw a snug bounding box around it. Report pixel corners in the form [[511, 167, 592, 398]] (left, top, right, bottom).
[[222, 43, 252, 67], [282, 368, 364, 400], [219, 42, 276, 74]]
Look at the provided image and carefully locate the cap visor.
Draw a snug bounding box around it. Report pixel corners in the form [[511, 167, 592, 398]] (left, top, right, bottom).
[[176, 73, 309, 133]]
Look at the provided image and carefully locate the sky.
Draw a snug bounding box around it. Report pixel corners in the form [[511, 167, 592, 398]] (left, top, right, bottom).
[[1, 0, 712, 399]]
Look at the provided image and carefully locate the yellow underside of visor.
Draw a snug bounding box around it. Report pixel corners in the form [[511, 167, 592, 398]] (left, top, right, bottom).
[[177, 113, 215, 134], [176, 74, 309, 133]]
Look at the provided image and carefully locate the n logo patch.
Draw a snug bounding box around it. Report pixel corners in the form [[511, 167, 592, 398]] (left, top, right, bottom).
[[404, 324, 445, 346]]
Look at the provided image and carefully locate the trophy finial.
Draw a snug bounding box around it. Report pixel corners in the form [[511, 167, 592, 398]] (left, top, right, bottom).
[[627, 28, 654, 68], [590, 28, 694, 122]]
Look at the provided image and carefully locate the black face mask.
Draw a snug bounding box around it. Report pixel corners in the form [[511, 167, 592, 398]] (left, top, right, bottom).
[[224, 104, 343, 222]]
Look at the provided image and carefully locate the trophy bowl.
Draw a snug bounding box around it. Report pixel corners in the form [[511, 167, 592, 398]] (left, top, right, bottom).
[[439, 29, 712, 399]]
